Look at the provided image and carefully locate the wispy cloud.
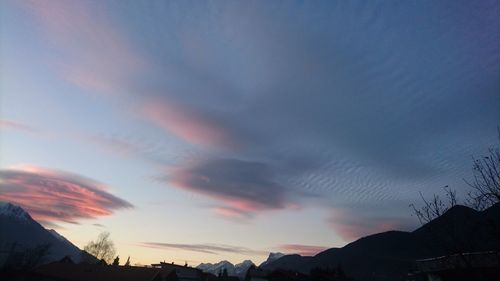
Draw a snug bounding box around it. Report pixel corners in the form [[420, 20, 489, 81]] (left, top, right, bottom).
[[142, 98, 239, 149], [327, 206, 414, 241], [0, 165, 133, 223], [23, 0, 145, 96], [278, 244, 328, 256], [140, 242, 266, 256], [0, 119, 38, 134]]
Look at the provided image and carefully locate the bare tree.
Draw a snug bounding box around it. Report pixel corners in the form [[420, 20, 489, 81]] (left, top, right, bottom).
[[410, 134, 500, 272], [410, 186, 457, 225], [465, 146, 500, 210], [83, 232, 116, 264], [22, 243, 52, 270]]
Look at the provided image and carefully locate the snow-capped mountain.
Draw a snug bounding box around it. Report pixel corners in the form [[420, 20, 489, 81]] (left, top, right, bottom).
[[259, 252, 285, 267], [198, 260, 235, 276], [234, 260, 254, 277], [0, 202, 32, 221], [197, 259, 255, 280], [0, 202, 90, 264]]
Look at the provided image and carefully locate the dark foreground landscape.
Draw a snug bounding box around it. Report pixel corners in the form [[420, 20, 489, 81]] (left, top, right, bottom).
[[1, 201, 499, 281]]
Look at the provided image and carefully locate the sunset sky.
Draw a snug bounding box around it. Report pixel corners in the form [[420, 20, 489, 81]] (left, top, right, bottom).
[[0, 0, 499, 266]]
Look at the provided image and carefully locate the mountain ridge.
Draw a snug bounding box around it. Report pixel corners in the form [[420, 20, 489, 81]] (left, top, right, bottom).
[[262, 203, 500, 281]]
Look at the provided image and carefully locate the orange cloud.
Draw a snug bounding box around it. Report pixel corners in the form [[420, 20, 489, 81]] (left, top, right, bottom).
[[0, 166, 132, 224]]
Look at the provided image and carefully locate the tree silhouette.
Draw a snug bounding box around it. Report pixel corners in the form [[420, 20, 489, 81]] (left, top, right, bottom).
[[465, 141, 500, 210], [410, 134, 500, 272], [83, 232, 116, 264], [124, 256, 131, 266], [112, 256, 120, 266]]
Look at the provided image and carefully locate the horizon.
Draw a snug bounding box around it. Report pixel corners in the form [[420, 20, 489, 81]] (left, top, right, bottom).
[[1, 0, 499, 266]]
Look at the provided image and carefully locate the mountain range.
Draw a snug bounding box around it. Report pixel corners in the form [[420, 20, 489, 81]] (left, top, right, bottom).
[[197, 260, 254, 280], [196, 252, 285, 280], [261, 203, 500, 281]]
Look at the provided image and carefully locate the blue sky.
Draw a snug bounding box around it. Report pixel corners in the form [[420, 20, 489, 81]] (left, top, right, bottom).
[[0, 0, 499, 265]]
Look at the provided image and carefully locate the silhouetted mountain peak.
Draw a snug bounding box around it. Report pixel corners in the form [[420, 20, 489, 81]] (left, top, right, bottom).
[[444, 204, 477, 215]]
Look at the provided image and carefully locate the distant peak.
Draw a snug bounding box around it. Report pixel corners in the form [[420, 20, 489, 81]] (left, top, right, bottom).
[[0, 202, 32, 221], [236, 260, 254, 265], [267, 252, 285, 259], [259, 252, 285, 267]]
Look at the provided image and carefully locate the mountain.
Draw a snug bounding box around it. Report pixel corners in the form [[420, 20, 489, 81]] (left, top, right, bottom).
[[198, 260, 235, 276], [197, 259, 255, 280], [0, 202, 88, 265], [234, 260, 254, 278], [262, 204, 500, 281], [259, 252, 285, 267]]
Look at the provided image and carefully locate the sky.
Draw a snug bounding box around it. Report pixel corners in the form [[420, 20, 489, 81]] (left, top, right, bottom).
[[0, 0, 499, 266]]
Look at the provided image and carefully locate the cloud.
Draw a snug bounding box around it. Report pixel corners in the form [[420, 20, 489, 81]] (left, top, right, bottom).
[[210, 206, 253, 220], [165, 158, 296, 218], [139, 242, 266, 255], [0, 119, 38, 134], [327, 206, 415, 241], [0, 166, 133, 223], [23, 0, 145, 96], [278, 244, 328, 256], [142, 98, 239, 148], [12, 1, 499, 233]]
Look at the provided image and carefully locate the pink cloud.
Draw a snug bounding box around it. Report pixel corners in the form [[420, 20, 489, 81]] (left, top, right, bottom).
[[142, 98, 237, 148], [0, 119, 38, 134], [211, 206, 253, 220], [328, 209, 406, 241], [278, 244, 328, 256], [23, 0, 146, 95], [0, 165, 132, 223]]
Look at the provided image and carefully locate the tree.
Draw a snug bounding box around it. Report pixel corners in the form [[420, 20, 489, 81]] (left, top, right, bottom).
[[83, 232, 116, 264], [410, 186, 457, 225], [410, 135, 500, 272], [124, 256, 131, 267], [412, 133, 500, 223], [3, 243, 52, 271], [112, 256, 120, 266], [22, 243, 52, 270], [465, 145, 500, 210]]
